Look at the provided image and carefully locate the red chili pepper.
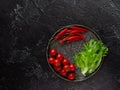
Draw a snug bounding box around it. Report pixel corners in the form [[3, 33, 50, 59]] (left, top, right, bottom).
[[67, 35, 85, 43], [70, 29, 87, 34], [69, 33, 83, 36], [69, 33, 86, 41], [60, 35, 85, 44], [59, 36, 68, 44], [67, 38, 81, 43], [54, 28, 71, 40], [71, 26, 88, 32]]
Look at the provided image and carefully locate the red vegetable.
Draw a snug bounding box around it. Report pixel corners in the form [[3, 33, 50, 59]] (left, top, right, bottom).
[[60, 35, 85, 44], [55, 28, 71, 40], [63, 65, 70, 72], [56, 53, 63, 61], [59, 36, 68, 44], [48, 57, 54, 64], [67, 73, 75, 80], [55, 26, 88, 44], [69, 64, 76, 72], [54, 59, 61, 66], [48, 48, 77, 80], [70, 29, 87, 34], [67, 35, 85, 43], [49, 48, 57, 57], [62, 58, 69, 65], [71, 26, 88, 32], [54, 66, 61, 71], [67, 35, 85, 41], [60, 69, 67, 76]]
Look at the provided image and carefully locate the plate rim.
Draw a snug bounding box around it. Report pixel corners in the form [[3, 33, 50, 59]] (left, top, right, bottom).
[[46, 24, 103, 82]]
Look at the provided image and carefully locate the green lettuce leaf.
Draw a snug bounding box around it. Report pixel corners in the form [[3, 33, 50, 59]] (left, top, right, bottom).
[[73, 39, 108, 76]]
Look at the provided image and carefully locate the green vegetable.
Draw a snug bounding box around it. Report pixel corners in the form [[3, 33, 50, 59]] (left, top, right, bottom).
[[73, 39, 108, 76]]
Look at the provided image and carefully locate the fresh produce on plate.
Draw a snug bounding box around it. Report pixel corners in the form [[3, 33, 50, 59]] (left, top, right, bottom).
[[48, 57, 54, 64], [60, 69, 67, 76], [67, 73, 76, 80], [54, 25, 88, 44], [63, 65, 70, 72], [73, 39, 108, 76], [47, 25, 109, 81], [49, 48, 57, 56], [54, 66, 61, 71], [48, 48, 76, 80], [62, 58, 69, 65], [69, 64, 76, 72], [54, 59, 61, 66], [56, 53, 63, 61]]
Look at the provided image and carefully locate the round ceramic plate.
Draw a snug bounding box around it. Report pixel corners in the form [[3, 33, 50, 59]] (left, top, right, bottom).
[[46, 24, 102, 82]]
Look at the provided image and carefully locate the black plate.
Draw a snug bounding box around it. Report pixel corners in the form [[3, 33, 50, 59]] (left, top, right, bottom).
[[46, 24, 103, 82]]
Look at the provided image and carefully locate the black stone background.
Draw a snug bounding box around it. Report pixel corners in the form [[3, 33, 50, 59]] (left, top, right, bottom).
[[0, 0, 120, 90]]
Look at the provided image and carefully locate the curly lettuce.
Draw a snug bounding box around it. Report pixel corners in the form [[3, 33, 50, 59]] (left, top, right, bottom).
[[73, 39, 108, 76]]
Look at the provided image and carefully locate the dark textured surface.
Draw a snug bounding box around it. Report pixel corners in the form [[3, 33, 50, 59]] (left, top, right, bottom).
[[0, 0, 120, 90]]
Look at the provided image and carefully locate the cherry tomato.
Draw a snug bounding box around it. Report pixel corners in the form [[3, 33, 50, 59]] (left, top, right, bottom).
[[49, 48, 57, 57], [62, 58, 69, 65], [60, 69, 67, 76], [56, 53, 63, 61], [48, 57, 54, 64], [54, 66, 61, 71], [63, 65, 70, 72], [54, 59, 61, 66], [69, 64, 76, 72], [67, 73, 75, 80]]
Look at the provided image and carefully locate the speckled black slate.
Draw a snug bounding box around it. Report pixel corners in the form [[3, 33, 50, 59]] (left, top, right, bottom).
[[0, 0, 120, 90]]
